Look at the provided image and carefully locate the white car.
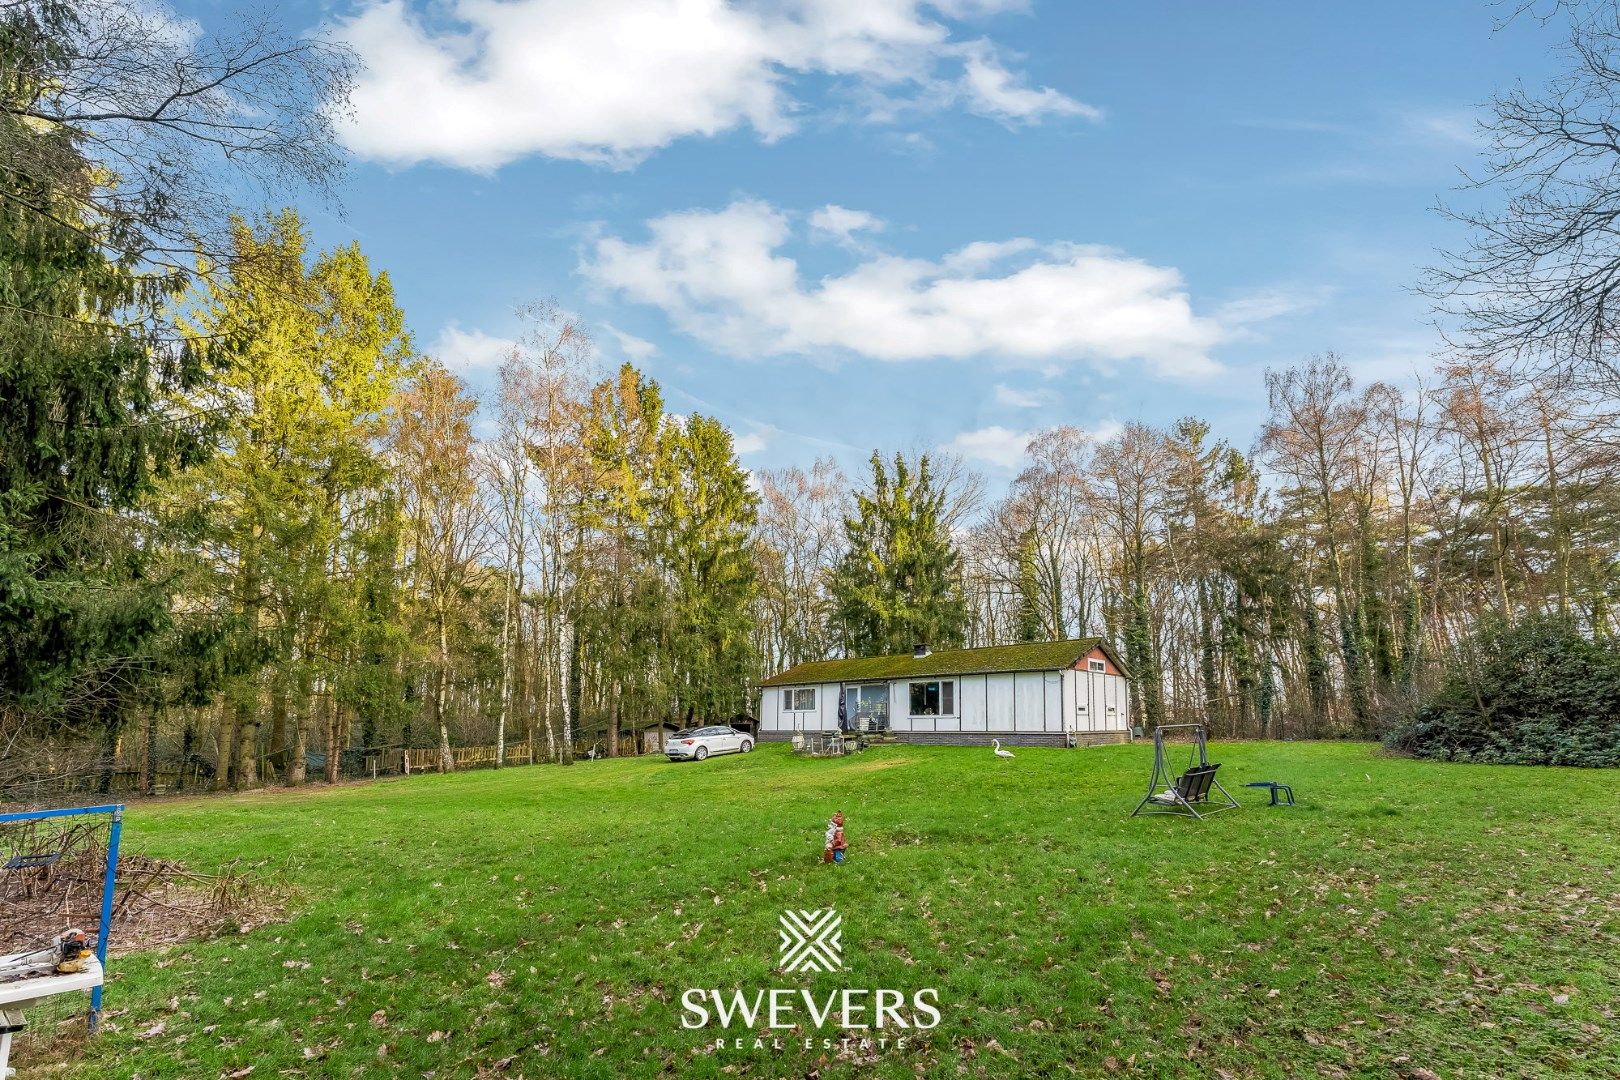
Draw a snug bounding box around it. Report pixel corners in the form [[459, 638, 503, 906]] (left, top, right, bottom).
[[666, 725, 754, 761]]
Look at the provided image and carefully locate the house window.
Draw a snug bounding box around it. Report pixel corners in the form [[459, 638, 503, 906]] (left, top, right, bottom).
[[909, 680, 954, 717], [1088, 658, 1107, 673], [783, 688, 816, 712]]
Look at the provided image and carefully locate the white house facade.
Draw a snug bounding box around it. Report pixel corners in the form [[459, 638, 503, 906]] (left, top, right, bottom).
[[758, 638, 1132, 749]]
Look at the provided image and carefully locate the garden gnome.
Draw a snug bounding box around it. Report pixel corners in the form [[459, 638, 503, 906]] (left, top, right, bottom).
[[822, 810, 846, 863]]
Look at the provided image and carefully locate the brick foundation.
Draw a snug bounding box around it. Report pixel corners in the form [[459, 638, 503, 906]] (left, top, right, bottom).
[[759, 730, 1130, 749]]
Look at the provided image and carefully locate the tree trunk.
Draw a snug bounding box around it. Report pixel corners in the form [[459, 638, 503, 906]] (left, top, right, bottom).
[[140, 705, 158, 796], [436, 612, 453, 773], [496, 596, 511, 769], [287, 674, 309, 785], [496, 491, 518, 767], [1540, 405, 1570, 616], [235, 712, 259, 790], [1196, 579, 1219, 725], [178, 717, 195, 792], [326, 694, 343, 784], [560, 619, 574, 764], [215, 698, 235, 792], [267, 678, 289, 782]]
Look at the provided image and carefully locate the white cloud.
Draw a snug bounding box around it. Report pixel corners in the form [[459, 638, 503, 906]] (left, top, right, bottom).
[[993, 383, 1054, 408], [335, 0, 1095, 170], [1399, 108, 1480, 147], [946, 419, 1121, 470], [809, 204, 884, 247], [1215, 287, 1322, 328], [582, 199, 1228, 376], [431, 323, 515, 372], [956, 40, 1101, 123], [943, 425, 1033, 469], [603, 322, 660, 362], [1089, 418, 1123, 443], [734, 430, 768, 455]]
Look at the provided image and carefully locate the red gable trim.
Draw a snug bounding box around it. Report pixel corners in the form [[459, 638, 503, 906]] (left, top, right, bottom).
[[1074, 646, 1121, 676]]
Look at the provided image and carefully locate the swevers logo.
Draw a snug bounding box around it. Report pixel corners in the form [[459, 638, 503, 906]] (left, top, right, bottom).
[[778, 909, 841, 973], [682, 909, 940, 1054]]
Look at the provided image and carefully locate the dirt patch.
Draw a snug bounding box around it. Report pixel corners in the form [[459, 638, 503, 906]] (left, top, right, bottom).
[[2, 821, 282, 958], [766, 752, 918, 786], [838, 754, 916, 773], [2, 821, 285, 1072]]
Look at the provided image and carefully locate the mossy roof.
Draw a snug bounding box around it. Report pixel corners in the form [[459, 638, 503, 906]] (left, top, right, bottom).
[[760, 637, 1122, 687]]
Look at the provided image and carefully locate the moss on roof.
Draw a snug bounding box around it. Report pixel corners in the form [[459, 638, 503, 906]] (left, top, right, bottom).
[[760, 638, 1118, 687]]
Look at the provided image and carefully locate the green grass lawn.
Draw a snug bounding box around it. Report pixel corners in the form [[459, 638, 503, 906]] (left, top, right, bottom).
[[51, 742, 1620, 1078]]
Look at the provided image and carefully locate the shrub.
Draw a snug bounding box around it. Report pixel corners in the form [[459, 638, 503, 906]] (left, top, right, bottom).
[[1386, 615, 1620, 767]]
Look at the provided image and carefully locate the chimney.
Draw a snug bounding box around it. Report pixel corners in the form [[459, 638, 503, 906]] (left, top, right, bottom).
[[913, 642, 931, 659]]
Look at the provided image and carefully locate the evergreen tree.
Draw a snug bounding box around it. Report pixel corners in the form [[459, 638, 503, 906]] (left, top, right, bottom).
[[571, 364, 664, 755], [657, 415, 759, 723], [0, 12, 214, 734], [170, 211, 414, 785], [830, 452, 968, 655], [1013, 529, 1046, 643]]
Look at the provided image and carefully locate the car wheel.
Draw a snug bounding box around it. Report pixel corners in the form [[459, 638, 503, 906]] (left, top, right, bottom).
[[694, 746, 709, 761], [740, 740, 754, 753]]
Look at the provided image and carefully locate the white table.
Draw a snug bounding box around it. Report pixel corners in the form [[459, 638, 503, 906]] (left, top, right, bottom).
[[0, 953, 102, 1079]]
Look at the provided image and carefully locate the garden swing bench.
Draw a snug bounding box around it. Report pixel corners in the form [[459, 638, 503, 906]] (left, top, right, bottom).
[[1131, 724, 1239, 819]]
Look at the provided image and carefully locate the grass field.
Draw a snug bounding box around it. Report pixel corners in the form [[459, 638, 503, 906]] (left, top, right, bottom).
[[48, 741, 1620, 1078]]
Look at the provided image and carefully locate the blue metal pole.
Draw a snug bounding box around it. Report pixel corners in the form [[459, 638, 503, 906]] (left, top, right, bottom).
[[0, 804, 123, 825], [87, 805, 122, 1032]]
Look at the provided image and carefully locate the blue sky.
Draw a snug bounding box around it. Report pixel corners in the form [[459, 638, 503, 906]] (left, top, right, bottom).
[[217, 1, 1563, 480]]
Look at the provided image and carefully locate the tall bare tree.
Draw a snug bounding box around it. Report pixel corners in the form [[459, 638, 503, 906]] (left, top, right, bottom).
[[393, 363, 487, 772], [1, 0, 355, 278]]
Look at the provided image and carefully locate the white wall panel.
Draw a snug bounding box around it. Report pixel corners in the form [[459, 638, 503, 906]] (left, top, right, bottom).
[[959, 675, 986, 731], [1013, 672, 1044, 732], [888, 681, 910, 732], [985, 673, 1015, 731]]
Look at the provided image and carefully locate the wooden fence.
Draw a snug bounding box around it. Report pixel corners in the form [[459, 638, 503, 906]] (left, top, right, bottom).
[[388, 741, 541, 774], [386, 739, 662, 774], [4, 738, 640, 804]]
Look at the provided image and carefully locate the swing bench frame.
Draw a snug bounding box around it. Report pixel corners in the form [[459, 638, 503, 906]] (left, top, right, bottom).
[[1131, 724, 1239, 819]]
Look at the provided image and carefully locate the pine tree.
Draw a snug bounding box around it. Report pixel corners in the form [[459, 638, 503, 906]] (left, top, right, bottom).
[[571, 364, 664, 755], [657, 415, 759, 724], [830, 452, 968, 655], [1013, 529, 1046, 643], [0, 18, 213, 736], [170, 211, 414, 785]]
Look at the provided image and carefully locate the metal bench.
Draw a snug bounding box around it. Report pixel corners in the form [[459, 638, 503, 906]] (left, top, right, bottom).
[[1244, 780, 1296, 806]]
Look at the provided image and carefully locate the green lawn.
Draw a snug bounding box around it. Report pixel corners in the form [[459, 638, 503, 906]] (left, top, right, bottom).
[[54, 742, 1620, 1078]]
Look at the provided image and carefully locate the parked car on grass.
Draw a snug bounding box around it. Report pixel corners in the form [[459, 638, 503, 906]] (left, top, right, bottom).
[[665, 726, 754, 761]]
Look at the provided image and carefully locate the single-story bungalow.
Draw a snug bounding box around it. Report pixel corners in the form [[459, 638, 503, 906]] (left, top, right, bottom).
[[759, 638, 1132, 749]]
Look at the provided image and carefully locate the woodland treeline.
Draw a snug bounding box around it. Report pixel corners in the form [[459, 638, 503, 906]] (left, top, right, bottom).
[[765, 357, 1620, 738], [3, 0, 1619, 793]]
